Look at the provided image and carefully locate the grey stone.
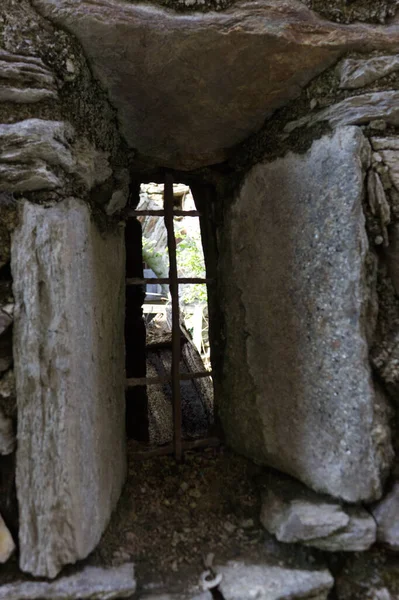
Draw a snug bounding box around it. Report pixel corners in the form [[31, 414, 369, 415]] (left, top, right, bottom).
[[0, 512, 15, 563], [339, 55, 399, 89], [371, 138, 399, 193], [285, 91, 399, 133], [0, 119, 111, 193], [11, 198, 126, 578], [371, 482, 399, 550], [0, 407, 15, 455], [218, 126, 392, 502], [0, 49, 57, 103], [367, 170, 391, 246], [31, 0, 399, 169], [260, 473, 349, 543], [307, 506, 376, 552], [0, 563, 136, 599], [217, 561, 333, 600], [260, 471, 376, 551], [141, 594, 212, 600]]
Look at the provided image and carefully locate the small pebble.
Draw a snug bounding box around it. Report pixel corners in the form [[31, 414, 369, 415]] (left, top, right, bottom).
[[204, 552, 214, 568], [369, 119, 387, 131], [189, 488, 202, 499], [224, 521, 236, 534], [241, 518, 254, 529], [372, 152, 383, 164]]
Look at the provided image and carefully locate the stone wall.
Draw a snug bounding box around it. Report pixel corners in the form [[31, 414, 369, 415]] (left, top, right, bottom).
[[0, 0, 130, 579], [208, 48, 399, 597], [2, 0, 399, 596]]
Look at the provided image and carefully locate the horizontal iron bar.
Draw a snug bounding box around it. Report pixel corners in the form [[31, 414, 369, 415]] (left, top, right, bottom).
[[126, 277, 212, 285], [130, 436, 221, 459], [126, 371, 213, 387], [128, 209, 201, 217]]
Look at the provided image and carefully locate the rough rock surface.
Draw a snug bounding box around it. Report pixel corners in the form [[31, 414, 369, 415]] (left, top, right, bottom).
[[0, 512, 15, 563], [0, 563, 136, 600], [285, 91, 399, 133], [339, 55, 399, 89], [371, 138, 399, 191], [141, 595, 212, 600], [0, 49, 57, 104], [0, 119, 111, 193], [372, 482, 399, 550], [260, 471, 376, 551], [216, 561, 333, 600], [218, 126, 392, 502], [11, 198, 126, 578], [31, 0, 399, 169]]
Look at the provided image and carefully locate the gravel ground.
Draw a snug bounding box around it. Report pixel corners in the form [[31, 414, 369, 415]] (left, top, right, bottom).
[[92, 442, 267, 596]]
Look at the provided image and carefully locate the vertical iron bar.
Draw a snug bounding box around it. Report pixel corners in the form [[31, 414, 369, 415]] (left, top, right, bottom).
[[164, 173, 183, 462]]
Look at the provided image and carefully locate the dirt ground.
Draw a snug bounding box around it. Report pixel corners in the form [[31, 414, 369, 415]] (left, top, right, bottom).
[[92, 442, 267, 596], [1, 441, 329, 597]]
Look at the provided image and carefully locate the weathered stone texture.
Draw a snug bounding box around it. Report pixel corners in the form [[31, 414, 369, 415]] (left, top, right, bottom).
[[217, 561, 333, 600], [0, 50, 57, 104], [371, 138, 399, 192], [372, 482, 399, 550], [218, 126, 392, 502], [285, 91, 399, 133], [339, 55, 399, 89], [31, 0, 399, 169], [260, 471, 376, 551], [0, 119, 111, 193], [11, 198, 126, 578], [0, 563, 136, 600]]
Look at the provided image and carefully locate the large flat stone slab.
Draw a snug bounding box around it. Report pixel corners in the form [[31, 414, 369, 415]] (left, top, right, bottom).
[[0, 563, 136, 599], [218, 126, 392, 502], [11, 199, 126, 578], [216, 561, 333, 600], [31, 0, 399, 169]]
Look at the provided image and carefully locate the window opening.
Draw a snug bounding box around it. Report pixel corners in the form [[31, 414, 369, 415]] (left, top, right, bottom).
[[126, 174, 217, 461]]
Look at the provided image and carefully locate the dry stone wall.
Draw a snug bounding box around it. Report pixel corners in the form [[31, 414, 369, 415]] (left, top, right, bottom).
[[2, 0, 399, 596], [0, 0, 130, 581], [210, 46, 399, 598]]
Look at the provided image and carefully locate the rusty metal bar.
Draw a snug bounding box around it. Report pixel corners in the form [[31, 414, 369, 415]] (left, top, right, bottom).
[[128, 209, 201, 217], [164, 173, 183, 462], [126, 371, 213, 388], [130, 437, 221, 460], [126, 277, 212, 286]]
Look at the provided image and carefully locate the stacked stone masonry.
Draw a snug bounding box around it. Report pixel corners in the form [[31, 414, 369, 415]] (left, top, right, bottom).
[[1, 0, 399, 597]]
